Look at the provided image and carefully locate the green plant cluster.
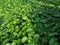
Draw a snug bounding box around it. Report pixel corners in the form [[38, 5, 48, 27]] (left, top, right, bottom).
[[0, 0, 60, 45]]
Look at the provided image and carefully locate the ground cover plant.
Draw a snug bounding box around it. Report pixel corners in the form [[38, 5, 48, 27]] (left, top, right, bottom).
[[0, 0, 60, 45]]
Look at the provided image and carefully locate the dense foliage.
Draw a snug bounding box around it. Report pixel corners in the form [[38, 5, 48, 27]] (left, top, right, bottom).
[[0, 0, 60, 45]]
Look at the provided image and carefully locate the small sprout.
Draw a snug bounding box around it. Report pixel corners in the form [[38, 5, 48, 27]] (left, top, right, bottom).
[[21, 36, 28, 43]]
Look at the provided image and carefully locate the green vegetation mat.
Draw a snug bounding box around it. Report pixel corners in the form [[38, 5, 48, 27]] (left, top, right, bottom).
[[0, 0, 60, 45]]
